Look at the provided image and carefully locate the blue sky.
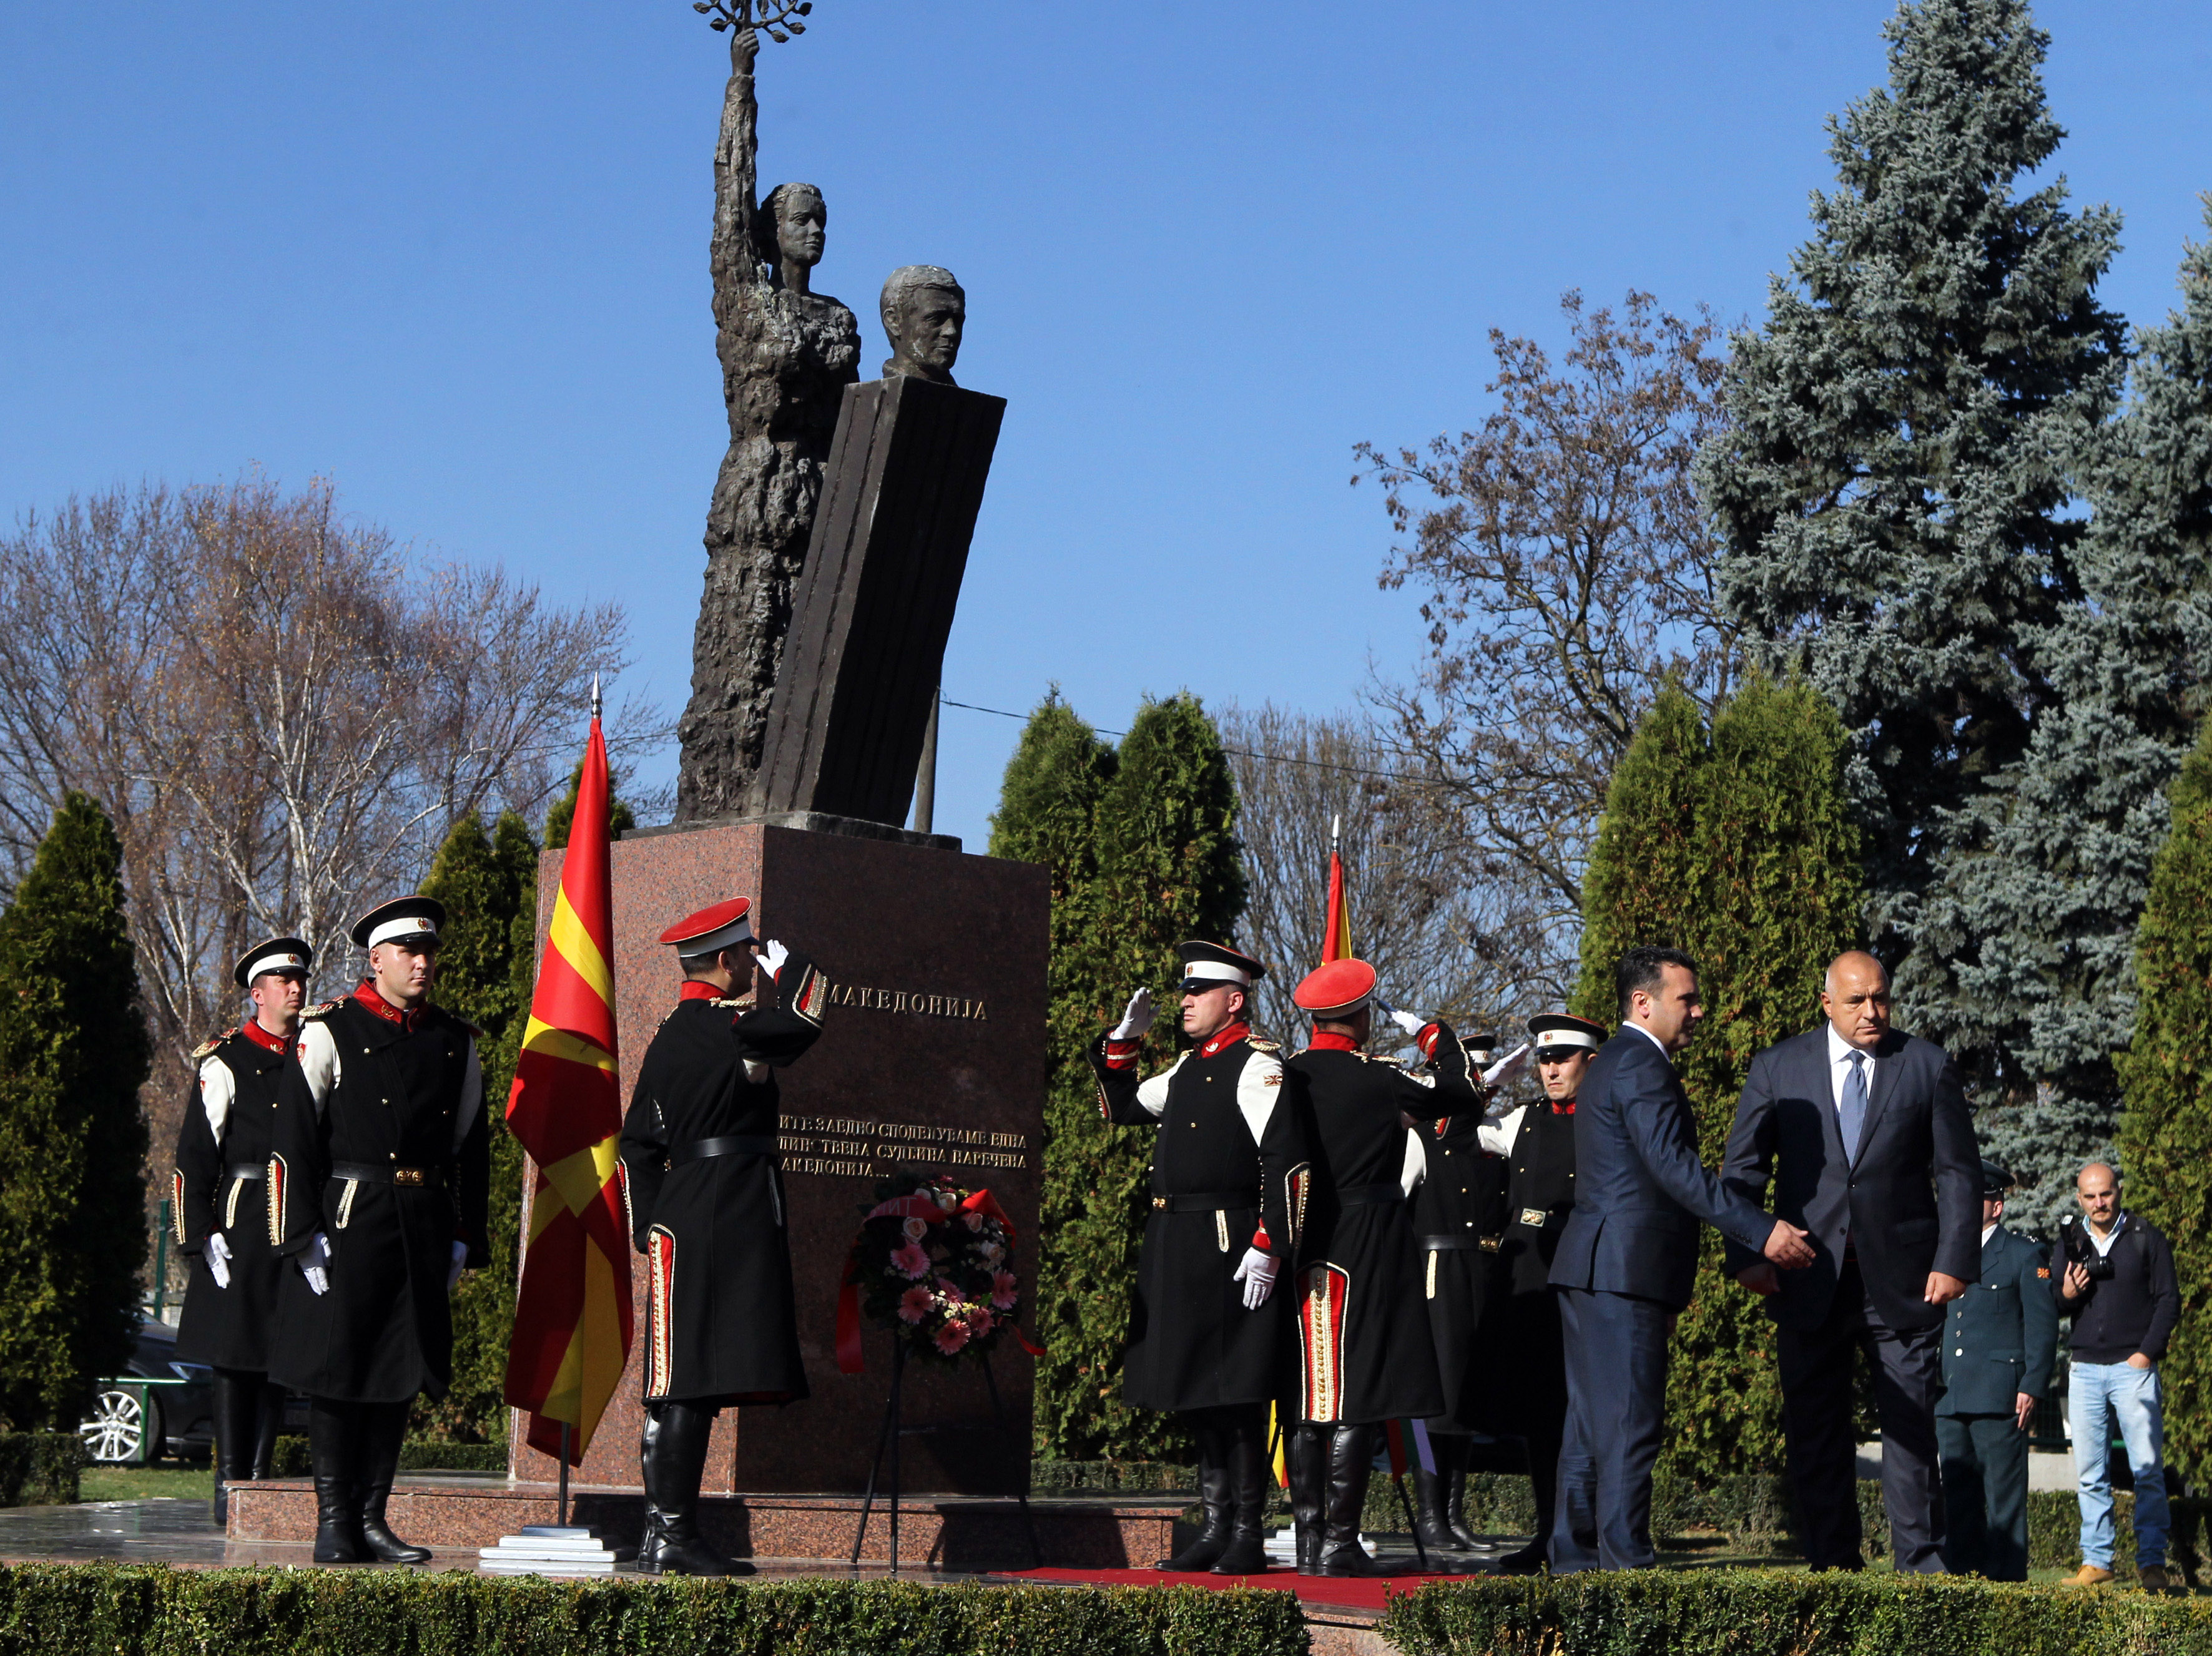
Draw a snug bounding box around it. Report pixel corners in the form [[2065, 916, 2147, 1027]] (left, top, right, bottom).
[[5, 2, 2210, 853]]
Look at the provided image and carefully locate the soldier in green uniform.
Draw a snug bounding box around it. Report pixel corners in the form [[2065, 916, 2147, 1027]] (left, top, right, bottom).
[[1935, 1159, 2058, 1580]]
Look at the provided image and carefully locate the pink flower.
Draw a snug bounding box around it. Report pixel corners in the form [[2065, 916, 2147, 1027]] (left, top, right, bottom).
[[964, 1305, 993, 1333], [891, 1243, 930, 1278], [933, 1320, 971, 1354], [898, 1285, 934, 1325], [963, 1211, 984, 1232], [991, 1271, 1019, 1310], [936, 1277, 961, 1298], [902, 1217, 930, 1242], [934, 1188, 960, 1211]]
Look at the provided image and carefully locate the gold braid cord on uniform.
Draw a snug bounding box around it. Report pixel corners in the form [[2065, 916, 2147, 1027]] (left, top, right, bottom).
[[646, 1225, 677, 1399], [1284, 1162, 1311, 1248], [1296, 1262, 1350, 1424], [265, 1155, 287, 1246], [170, 1172, 188, 1248]]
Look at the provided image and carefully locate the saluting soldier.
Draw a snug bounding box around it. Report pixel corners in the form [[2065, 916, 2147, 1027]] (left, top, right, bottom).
[[173, 934, 313, 1524], [1405, 1030, 1510, 1554], [1936, 1160, 2060, 1580], [268, 896, 489, 1565], [1478, 1011, 1602, 1574], [1088, 940, 1309, 1577], [1282, 959, 1480, 1577], [618, 898, 829, 1577]]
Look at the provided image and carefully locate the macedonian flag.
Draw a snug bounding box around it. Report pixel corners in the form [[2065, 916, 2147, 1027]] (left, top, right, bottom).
[[502, 711, 632, 1463]]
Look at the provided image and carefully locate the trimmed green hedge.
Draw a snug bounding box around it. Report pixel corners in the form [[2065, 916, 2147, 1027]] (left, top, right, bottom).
[[0, 1567, 1309, 1656], [1381, 1572, 2212, 1656], [0, 1435, 82, 1507], [1034, 1460, 1197, 1495], [268, 1437, 506, 1477]]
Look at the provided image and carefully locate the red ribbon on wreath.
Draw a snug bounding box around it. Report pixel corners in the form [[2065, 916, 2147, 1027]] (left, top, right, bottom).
[[835, 1188, 1045, 1373]]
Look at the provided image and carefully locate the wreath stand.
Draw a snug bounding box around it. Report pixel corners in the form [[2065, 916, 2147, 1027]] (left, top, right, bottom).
[[848, 1336, 1042, 1573]]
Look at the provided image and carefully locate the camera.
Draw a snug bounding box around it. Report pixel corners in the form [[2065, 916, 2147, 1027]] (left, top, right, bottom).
[[2060, 1214, 2115, 1281]]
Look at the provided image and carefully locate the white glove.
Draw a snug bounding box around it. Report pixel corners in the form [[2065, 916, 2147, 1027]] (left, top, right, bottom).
[[301, 1232, 331, 1296], [205, 1232, 232, 1290], [1483, 1042, 1533, 1089], [759, 939, 789, 981], [1231, 1247, 1280, 1310], [1388, 1006, 1428, 1037], [1109, 987, 1154, 1041], [447, 1239, 468, 1293]]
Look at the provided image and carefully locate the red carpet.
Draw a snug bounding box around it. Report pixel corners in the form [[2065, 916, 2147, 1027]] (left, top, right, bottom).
[[1004, 1564, 1482, 1612]]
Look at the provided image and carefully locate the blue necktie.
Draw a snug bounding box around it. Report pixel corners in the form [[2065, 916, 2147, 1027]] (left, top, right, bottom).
[[1840, 1051, 1868, 1163]]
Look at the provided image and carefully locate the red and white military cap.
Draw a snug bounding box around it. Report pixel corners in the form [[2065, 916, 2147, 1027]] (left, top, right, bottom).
[[659, 898, 755, 958], [1292, 958, 1378, 1020]]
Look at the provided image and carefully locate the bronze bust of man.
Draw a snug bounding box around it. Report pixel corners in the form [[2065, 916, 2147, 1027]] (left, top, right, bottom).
[[878, 265, 966, 385]]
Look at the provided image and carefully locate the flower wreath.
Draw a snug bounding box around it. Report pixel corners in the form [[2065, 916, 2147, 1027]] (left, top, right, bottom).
[[834, 1172, 1044, 1373]]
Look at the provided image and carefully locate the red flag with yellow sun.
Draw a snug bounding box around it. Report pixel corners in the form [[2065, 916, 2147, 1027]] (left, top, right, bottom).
[[502, 709, 632, 1463]]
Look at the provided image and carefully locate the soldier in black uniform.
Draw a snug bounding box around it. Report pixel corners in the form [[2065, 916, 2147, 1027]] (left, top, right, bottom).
[[1482, 1011, 1603, 1574], [173, 935, 312, 1524], [1283, 958, 1481, 1576], [1087, 940, 1309, 1577], [1405, 1030, 1512, 1553], [618, 897, 829, 1577], [269, 896, 489, 1565]]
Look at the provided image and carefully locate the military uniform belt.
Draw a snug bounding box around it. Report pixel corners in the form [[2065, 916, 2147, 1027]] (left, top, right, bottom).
[[1337, 1182, 1405, 1206], [1151, 1189, 1258, 1212], [1420, 1233, 1484, 1251], [331, 1160, 441, 1187], [224, 1163, 266, 1182], [671, 1134, 779, 1169]]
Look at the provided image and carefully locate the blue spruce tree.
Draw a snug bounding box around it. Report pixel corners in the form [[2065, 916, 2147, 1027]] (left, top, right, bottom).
[[1698, 0, 2132, 1213]]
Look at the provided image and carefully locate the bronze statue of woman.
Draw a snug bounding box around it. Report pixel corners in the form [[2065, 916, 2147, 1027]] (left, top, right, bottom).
[[676, 22, 861, 821]]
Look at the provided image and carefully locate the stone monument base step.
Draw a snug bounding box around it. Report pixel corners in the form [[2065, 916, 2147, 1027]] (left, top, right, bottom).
[[226, 1481, 1183, 1571]]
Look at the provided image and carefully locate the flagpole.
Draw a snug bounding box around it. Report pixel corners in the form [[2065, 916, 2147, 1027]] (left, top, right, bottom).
[[559, 1421, 572, 1527]]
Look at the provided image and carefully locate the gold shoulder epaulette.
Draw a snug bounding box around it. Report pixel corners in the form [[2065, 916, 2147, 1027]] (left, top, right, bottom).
[[302, 1001, 342, 1019], [191, 1032, 227, 1061], [1247, 1037, 1282, 1054]]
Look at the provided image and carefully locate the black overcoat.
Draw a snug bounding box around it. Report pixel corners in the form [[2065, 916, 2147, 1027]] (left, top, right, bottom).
[[172, 1025, 290, 1371], [618, 957, 828, 1408], [267, 990, 489, 1403], [1088, 1027, 1310, 1413], [1480, 1099, 1578, 1433], [1408, 1105, 1505, 1433], [1287, 1033, 1478, 1424]]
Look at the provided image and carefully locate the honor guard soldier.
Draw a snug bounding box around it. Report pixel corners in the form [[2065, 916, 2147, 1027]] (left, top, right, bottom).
[[1284, 960, 1480, 1577], [1936, 1160, 2059, 1580], [618, 898, 830, 1577], [172, 935, 313, 1524], [1088, 940, 1309, 1577], [1406, 1031, 1511, 1554], [1479, 1012, 1602, 1574], [268, 897, 489, 1565]]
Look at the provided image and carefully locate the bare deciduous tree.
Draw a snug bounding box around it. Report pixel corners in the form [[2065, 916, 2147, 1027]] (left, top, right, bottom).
[[0, 476, 654, 1184], [1355, 290, 1739, 998]]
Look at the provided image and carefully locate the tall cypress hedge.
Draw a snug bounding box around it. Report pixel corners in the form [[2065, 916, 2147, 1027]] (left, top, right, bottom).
[[2118, 712, 2212, 1493], [1571, 680, 1864, 1479], [0, 793, 152, 1428], [991, 692, 1246, 1461]]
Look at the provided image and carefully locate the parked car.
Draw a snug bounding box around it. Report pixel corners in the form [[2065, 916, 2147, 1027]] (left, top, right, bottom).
[[77, 1318, 216, 1465]]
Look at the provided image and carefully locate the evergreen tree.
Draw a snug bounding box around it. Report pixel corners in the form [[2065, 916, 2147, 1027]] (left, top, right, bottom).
[[2119, 711, 2212, 1494], [990, 692, 1246, 1461], [410, 810, 542, 1441], [1698, 0, 2128, 1208], [0, 793, 152, 1428], [543, 759, 637, 851], [988, 695, 1119, 1459], [1952, 207, 2212, 1217], [1572, 681, 1864, 1479]]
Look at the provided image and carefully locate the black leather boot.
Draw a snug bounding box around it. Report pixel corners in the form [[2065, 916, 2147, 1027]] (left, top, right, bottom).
[[251, 1378, 284, 1480], [1320, 1423, 1389, 1577], [1411, 1460, 1462, 1556], [1209, 1406, 1271, 1575], [1494, 1422, 1561, 1575], [358, 1401, 430, 1564], [1439, 1436, 1485, 1552], [1286, 1423, 1328, 1574], [637, 1402, 740, 1576], [308, 1399, 366, 1564], [210, 1369, 260, 1527], [1157, 1413, 1230, 1570]]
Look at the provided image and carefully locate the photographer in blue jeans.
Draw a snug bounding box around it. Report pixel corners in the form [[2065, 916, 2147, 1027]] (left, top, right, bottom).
[[2050, 1163, 2180, 1590]]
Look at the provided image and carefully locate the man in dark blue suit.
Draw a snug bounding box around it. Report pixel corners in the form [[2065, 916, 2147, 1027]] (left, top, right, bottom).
[[1722, 950, 1980, 1572], [1546, 946, 1815, 1572]]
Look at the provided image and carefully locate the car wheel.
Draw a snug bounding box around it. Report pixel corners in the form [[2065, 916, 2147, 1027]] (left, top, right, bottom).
[[79, 1388, 148, 1464]]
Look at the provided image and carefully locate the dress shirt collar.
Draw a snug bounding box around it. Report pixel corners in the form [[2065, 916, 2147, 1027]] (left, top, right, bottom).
[[1826, 1022, 1878, 1068], [1980, 1222, 1998, 1248], [2087, 1213, 2126, 1255], [1625, 1021, 1670, 1060]]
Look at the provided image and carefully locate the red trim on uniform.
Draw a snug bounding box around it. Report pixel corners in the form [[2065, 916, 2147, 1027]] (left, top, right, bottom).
[[1306, 1030, 1359, 1052], [238, 1019, 291, 1056], [1416, 1021, 1442, 1059], [1296, 1263, 1351, 1423], [1197, 1022, 1251, 1059], [352, 981, 428, 1032], [1551, 1100, 1576, 1116], [646, 1227, 676, 1399], [1102, 1036, 1141, 1071], [679, 981, 723, 1003], [1252, 1222, 1272, 1251]]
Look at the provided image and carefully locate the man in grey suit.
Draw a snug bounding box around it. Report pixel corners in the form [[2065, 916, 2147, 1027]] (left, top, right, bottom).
[[1723, 951, 1980, 1572], [1547, 946, 1815, 1572]]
